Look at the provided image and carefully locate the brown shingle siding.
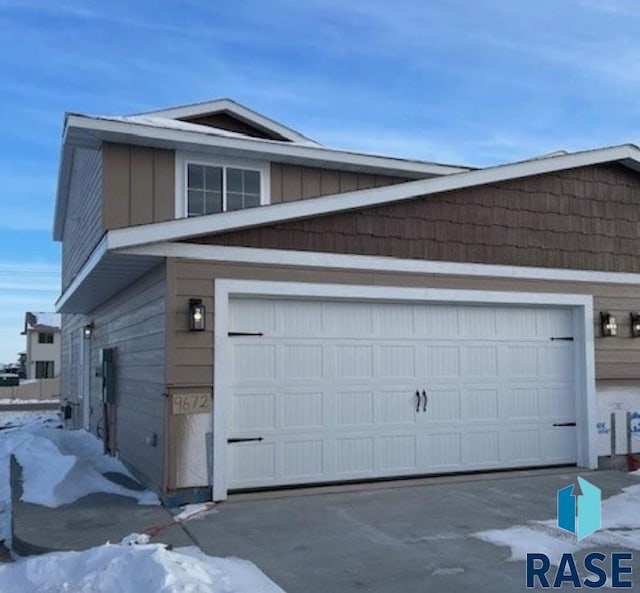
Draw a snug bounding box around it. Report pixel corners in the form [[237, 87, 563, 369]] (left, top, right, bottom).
[[195, 163, 640, 274]]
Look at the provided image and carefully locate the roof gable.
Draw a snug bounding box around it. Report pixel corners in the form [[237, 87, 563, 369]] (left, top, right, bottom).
[[133, 98, 318, 145]]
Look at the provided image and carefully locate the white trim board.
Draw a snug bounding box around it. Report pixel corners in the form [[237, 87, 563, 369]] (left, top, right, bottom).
[[64, 113, 467, 177], [211, 279, 596, 500], [107, 144, 640, 249], [121, 242, 640, 286], [133, 98, 320, 145]]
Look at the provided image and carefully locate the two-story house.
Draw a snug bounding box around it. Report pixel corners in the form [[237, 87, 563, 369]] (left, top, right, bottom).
[[55, 98, 640, 504], [22, 312, 61, 380]]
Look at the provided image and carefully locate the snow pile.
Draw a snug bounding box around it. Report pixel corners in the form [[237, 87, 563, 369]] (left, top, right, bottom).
[[0, 420, 158, 542], [0, 540, 286, 593], [14, 430, 159, 508], [475, 478, 640, 564]]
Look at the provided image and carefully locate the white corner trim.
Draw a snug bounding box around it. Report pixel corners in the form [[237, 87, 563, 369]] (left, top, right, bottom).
[[174, 150, 271, 218], [107, 144, 640, 250], [211, 278, 596, 500], [119, 242, 640, 287], [55, 235, 108, 312]]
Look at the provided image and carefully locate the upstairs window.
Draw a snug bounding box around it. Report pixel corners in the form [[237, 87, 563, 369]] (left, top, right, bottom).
[[177, 154, 269, 218], [38, 332, 54, 344]]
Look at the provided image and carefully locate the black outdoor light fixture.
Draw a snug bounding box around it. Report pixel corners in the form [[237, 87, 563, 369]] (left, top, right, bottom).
[[83, 323, 94, 339], [600, 312, 618, 337], [189, 299, 206, 332], [631, 312, 640, 338]]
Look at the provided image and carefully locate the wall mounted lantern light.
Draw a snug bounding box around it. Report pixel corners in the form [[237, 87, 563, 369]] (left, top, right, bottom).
[[600, 312, 617, 337], [631, 312, 640, 338], [83, 323, 94, 339], [189, 299, 206, 332]]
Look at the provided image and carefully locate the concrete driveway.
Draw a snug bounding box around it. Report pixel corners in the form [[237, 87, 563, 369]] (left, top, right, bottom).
[[183, 469, 639, 593]]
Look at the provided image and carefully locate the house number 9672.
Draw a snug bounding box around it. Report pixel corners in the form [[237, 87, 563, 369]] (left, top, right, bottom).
[[172, 393, 211, 415]]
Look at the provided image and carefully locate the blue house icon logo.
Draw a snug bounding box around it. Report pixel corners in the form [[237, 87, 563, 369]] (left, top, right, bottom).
[[557, 477, 601, 541]]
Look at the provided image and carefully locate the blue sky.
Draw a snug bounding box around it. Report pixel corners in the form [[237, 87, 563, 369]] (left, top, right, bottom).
[[1, 0, 640, 362]]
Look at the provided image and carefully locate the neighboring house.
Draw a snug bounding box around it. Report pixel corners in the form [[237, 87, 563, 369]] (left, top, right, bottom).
[[54, 98, 640, 503], [22, 312, 61, 380]]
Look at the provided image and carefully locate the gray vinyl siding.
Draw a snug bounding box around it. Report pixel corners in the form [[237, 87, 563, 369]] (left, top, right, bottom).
[[62, 147, 103, 291], [62, 265, 166, 491]]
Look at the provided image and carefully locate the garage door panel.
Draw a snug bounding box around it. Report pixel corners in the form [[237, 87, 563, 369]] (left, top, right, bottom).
[[423, 432, 462, 468], [282, 440, 324, 479], [538, 385, 575, 419], [541, 428, 577, 462], [378, 435, 418, 471], [501, 345, 539, 377], [462, 431, 500, 465], [458, 306, 497, 338], [231, 392, 276, 432], [461, 387, 500, 421], [500, 429, 541, 463], [230, 298, 276, 334], [496, 308, 538, 339], [322, 301, 374, 335], [414, 305, 459, 338], [336, 390, 375, 426], [539, 346, 573, 379], [500, 387, 539, 420], [227, 298, 578, 488], [336, 344, 374, 378], [378, 304, 415, 337], [375, 389, 418, 425], [461, 346, 498, 377], [229, 442, 276, 485], [423, 387, 461, 423], [336, 437, 375, 474], [536, 308, 574, 338], [282, 344, 323, 379], [421, 346, 460, 378], [279, 301, 323, 335], [233, 344, 276, 380], [281, 392, 324, 430], [377, 345, 416, 377]]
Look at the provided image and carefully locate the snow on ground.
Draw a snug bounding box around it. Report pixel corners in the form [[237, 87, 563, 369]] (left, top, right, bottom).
[[0, 411, 61, 430], [172, 502, 218, 523], [0, 538, 285, 593], [0, 399, 59, 405], [0, 414, 158, 543], [475, 476, 640, 565]]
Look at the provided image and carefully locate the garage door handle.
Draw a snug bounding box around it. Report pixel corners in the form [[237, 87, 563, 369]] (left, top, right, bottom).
[[415, 390, 421, 412], [552, 422, 576, 427], [422, 390, 428, 413]]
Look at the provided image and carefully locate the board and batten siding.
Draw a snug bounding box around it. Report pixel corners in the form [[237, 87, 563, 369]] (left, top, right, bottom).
[[270, 163, 410, 203], [167, 259, 640, 392], [61, 265, 167, 491], [62, 147, 103, 290], [101, 144, 409, 230], [102, 143, 175, 229]]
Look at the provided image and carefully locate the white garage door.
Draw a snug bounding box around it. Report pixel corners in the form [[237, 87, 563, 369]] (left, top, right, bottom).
[[225, 298, 577, 489]]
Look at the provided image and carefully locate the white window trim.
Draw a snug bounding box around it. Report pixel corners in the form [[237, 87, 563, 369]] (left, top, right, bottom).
[[175, 150, 270, 218], [211, 279, 596, 501]]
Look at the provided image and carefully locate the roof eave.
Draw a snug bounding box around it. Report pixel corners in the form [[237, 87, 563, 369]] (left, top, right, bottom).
[[63, 114, 470, 178]]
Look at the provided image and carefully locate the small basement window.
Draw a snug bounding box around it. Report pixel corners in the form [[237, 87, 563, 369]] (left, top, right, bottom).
[[177, 153, 269, 218]]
